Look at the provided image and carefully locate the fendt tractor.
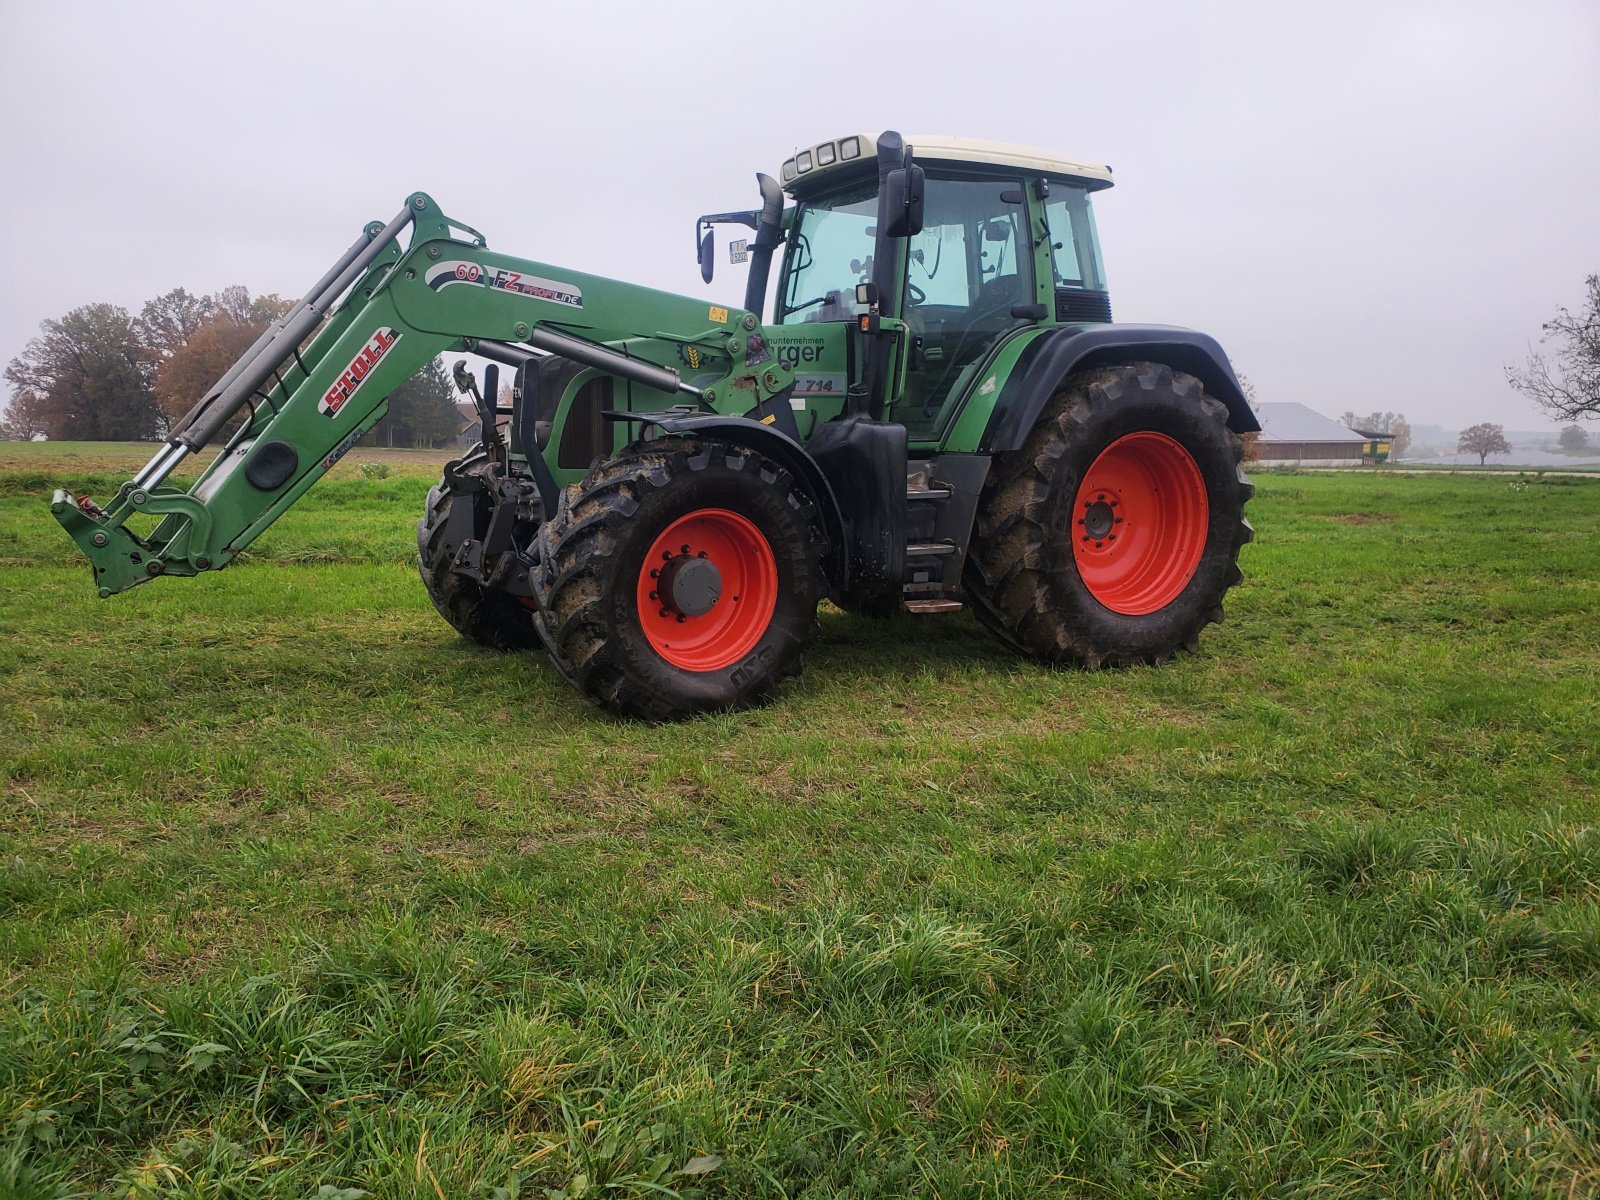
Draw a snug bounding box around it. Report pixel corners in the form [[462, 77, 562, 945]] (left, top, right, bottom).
[[53, 131, 1256, 719]]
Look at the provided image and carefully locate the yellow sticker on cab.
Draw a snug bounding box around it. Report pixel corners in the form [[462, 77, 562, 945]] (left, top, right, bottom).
[[709, 306, 729, 324]]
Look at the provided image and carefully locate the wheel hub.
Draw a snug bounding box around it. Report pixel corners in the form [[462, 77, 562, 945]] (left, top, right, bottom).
[[1081, 496, 1117, 541], [657, 553, 722, 617]]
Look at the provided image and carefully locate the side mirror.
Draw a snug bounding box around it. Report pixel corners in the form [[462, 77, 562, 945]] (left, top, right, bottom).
[[881, 165, 925, 238], [451, 360, 474, 395], [698, 229, 714, 284]]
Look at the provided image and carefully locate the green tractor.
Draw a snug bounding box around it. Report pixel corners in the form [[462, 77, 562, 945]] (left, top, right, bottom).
[[53, 130, 1255, 718]]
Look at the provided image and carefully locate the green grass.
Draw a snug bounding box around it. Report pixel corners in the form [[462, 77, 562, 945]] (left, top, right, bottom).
[[2, 444, 1598, 1197]]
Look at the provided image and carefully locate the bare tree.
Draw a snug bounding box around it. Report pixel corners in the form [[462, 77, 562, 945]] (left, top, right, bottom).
[[1458, 422, 1511, 465], [1507, 274, 1600, 420]]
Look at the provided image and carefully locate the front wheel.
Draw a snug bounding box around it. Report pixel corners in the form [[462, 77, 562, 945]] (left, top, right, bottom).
[[533, 439, 824, 719], [417, 448, 540, 651], [964, 363, 1253, 667]]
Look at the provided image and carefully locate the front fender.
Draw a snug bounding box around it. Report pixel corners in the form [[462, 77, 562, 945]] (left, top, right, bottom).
[[983, 324, 1260, 452], [615, 410, 849, 590]]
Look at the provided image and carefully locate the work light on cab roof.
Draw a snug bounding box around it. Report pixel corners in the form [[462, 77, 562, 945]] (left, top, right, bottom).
[[51, 129, 1255, 720]]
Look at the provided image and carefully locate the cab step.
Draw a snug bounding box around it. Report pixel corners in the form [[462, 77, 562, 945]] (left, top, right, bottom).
[[903, 599, 963, 614]]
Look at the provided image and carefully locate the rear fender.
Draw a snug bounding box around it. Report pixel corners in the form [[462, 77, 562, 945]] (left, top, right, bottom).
[[982, 325, 1260, 452], [615, 411, 848, 590]]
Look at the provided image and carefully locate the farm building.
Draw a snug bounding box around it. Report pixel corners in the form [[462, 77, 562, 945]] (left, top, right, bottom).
[[1252, 402, 1368, 466]]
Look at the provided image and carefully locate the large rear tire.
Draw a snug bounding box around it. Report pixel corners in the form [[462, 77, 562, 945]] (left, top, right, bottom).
[[416, 448, 540, 651], [964, 363, 1253, 667], [533, 439, 824, 720]]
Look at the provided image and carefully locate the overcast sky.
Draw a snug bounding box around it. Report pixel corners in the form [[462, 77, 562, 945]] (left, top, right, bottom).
[[2, 0, 1597, 432]]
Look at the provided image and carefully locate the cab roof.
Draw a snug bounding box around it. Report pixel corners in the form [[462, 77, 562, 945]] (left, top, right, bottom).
[[780, 133, 1114, 196]]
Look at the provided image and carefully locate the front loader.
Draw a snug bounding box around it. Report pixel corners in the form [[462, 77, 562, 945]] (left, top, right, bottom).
[[53, 130, 1257, 719]]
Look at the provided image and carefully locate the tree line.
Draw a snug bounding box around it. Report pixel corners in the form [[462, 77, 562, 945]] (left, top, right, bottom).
[[2, 288, 461, 447]]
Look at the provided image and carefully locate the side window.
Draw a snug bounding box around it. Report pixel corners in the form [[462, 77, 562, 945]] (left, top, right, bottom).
[[1044, 188, 1106, 291]]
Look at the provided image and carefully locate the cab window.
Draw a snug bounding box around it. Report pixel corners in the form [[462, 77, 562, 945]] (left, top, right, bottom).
[[778, 180, 876, 324], [1042, 184, 1106, 291]]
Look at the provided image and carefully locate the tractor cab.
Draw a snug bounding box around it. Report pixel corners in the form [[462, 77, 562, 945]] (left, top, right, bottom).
[[767, 134, 1116, 444]]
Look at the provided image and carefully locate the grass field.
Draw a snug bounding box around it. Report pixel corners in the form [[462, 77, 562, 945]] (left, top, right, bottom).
[[2, 442, 1598, 1197]]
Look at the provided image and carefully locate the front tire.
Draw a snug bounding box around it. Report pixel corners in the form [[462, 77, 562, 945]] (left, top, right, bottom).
[[533, 439, 824, 719], [416, 448, 540, 651], [964, 362, 1253, 667]]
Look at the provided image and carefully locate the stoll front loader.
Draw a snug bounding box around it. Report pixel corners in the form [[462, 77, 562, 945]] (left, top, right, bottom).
[[53, 131, 1256, 719]]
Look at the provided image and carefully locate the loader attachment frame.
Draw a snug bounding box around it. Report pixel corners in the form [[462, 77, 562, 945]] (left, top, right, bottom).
[[52, 192, 784, 597]]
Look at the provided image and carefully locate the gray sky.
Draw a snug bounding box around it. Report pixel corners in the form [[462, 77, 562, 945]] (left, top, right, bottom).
[[2, 0, 1597, 431]]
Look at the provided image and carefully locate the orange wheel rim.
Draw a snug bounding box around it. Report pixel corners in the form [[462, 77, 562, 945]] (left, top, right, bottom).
[[636, 508, 778, 671], [1071, 432, 1209, 615]]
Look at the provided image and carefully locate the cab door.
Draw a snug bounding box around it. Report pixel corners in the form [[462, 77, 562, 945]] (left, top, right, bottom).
[[892, 174, 1036, 440]]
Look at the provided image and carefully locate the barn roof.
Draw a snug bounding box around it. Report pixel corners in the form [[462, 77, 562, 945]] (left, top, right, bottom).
[[1255, 403, 1366, 444]]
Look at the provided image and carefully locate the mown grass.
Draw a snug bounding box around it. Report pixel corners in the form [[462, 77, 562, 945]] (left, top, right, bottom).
[[1, 445, 1598, 1197]]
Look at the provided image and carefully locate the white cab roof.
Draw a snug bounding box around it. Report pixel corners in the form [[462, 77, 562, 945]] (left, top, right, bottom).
[[907, 135, 1113, 186], [780, 133, 1114, 194]]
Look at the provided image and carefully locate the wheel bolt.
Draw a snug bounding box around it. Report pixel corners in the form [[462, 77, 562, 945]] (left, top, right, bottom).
[[649, 568, 659, 578], [659, 607, 670, 618], [1095, 540, 1103, 547], [649, 590, 658, 600], [681, 544, 691, 554], [676, 614, 686, 623], [662, 550, 672, 561], [1115, 516, 1123, 524], [698, 550, 708, 558]]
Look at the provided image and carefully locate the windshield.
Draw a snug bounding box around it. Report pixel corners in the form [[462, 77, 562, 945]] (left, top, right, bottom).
[[778, 180, 877, 324]]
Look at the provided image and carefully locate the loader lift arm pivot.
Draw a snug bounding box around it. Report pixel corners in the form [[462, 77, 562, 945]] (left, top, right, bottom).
[[53, 192, 792, 597]]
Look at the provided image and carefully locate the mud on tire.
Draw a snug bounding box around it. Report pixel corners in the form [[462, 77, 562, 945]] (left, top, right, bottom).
[[533, 438, 825, 720], [964, 362, 1253, 667]]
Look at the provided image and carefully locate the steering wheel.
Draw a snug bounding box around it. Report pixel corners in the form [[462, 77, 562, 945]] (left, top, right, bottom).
[[907, 281, 926, 306]]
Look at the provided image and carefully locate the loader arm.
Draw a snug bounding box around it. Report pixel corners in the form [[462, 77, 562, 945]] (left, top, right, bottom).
[[52, 192, 791, 597]]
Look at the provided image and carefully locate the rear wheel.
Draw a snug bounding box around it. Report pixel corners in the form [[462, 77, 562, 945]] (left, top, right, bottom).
[[416, 448, 540, 651], [964, 363, 1253, 666], [533, 439, 824, 719]]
